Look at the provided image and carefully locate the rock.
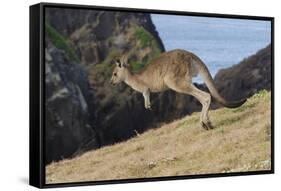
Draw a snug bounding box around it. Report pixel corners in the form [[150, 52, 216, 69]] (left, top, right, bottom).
[[44, 8, 166, 163], [46, 8, 165, 65], [148, 161, 157, 169], [45, 43, 100, 164], [260, 160, 271, 169], [214, 44, 271, 101]]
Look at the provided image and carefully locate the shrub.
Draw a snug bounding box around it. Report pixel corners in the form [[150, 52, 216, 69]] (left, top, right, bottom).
[[45, 23, 80, 63], [134, 27, 152, 48]]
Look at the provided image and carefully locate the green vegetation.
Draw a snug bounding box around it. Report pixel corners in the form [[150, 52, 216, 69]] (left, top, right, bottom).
[[150, 43, 161, 58], [134, 26, 162, 56], [253, 89, 269, 99], [94, 48, 120, 79], [94, 62, 114, 79], [134, 26, 152, 48], [130, 61, 143, 71], [46, 90, 271, 183], [125, 27, 162, 72], [91, 26, 163, 78], [232, 89, 270, 113], [45, 23, 80, 63]]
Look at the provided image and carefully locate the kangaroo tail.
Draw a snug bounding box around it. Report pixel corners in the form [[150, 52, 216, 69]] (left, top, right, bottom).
[[196, 59, 247, 108]]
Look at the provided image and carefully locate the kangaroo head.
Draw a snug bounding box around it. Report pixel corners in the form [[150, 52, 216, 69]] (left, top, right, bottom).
[[110, 57, 129, 85]]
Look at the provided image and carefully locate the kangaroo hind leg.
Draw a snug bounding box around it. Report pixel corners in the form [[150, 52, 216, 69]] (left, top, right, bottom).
[[188, 84, 213, 130], [165, 79, 213, 130]]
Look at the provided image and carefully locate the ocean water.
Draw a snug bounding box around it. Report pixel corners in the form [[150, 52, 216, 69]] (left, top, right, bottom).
[[151, 14, 271, 82]]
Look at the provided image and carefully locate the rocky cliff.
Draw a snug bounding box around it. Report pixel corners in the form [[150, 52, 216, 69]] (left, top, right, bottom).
[[45, 43, 100, 163], [45, 7, 166, 163], [45, 8, 165, 65], [214, 44, 271, 101]]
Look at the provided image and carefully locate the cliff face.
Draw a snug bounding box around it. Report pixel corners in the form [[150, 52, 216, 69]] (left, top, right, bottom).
[[45, 7, 166, 163], [45, 8, 165, 65], [214, 44, 271, 101], [45, 44, 100, 163]]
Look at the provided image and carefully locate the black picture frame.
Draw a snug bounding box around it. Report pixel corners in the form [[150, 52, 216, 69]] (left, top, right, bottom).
[[30, 2, 274, 188]]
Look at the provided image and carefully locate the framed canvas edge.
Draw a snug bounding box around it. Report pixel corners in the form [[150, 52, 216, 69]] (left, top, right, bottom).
[[29, 2, 275, 189], [41, 2, 274, 20], [29, 3, 45, 188]]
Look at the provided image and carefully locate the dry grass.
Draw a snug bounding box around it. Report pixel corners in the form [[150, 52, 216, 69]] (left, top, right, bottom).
[[46, 90, 272, 184]]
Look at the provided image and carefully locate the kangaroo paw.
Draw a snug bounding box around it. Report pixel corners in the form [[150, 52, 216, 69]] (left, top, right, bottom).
[[201, 122, 209, 130], [206, 121, 214, 129], [201, 121, 214, 130], [145, 104, 152, 110]]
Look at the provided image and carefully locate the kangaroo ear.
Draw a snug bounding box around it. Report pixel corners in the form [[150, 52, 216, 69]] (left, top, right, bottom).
[[115, 59, 122, 68], [123, 63, 129, 68]]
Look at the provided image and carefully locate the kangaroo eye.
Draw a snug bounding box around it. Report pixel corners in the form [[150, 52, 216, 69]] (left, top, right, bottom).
[[114, 73, 117, 76]]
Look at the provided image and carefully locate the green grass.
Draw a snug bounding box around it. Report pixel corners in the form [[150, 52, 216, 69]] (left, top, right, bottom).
[[45, 23, 80, 63], [253, 89, 269, 99]]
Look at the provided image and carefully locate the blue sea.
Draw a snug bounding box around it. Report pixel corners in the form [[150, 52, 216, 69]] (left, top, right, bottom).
[[151, 14, 271, 82]]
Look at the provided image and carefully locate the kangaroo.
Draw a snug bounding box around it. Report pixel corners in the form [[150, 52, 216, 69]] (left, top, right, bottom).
[[110, 49, 246, 130]]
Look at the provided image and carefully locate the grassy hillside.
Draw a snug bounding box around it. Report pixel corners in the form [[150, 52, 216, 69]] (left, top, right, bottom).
[[46, 90, 271, 184]]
